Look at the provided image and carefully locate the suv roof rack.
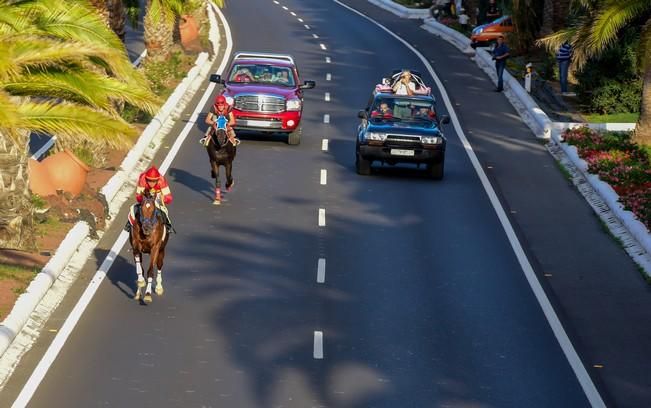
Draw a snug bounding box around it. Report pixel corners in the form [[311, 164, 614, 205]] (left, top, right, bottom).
[[233, 52, 295, 65]]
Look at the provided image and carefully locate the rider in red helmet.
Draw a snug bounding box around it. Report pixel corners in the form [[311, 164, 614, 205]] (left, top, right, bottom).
[[204, 94, 240, 146], [124, 166, 174, 233]]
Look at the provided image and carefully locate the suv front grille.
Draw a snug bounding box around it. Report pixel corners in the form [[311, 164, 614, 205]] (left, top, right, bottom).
[[234, 95, 285, 113], [386, 134, 421, 144]]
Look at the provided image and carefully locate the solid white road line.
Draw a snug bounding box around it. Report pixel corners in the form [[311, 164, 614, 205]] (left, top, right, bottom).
[[331, 1, 605, 407], [324, 92, 330, 102], [326, 73, 331, 81], [320, 43, 327, 50], [11, 4, 234, 408], [322, 139, 329, 151], [313, 331, 324, 359], [317, 258, 326, 283], [325, 56, 331, 63], [318, 209, 326, 227], [320, 169, 327, 185], [323, 114, 330, 124]]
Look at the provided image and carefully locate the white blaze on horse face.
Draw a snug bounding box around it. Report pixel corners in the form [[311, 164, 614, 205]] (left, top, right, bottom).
[[145, 202, 151, 209]]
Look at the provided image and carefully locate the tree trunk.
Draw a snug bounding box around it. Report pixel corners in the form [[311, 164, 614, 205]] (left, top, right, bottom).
[[109, 0, 128, 43], [633, 64, 651, 146], [539, 0, 553, 36], [552, 0, 570, 32], [465, 0, 479, 26], [0, 130, 34, 250], [144, 0, 175, 61], [89, 0, 111, 27]]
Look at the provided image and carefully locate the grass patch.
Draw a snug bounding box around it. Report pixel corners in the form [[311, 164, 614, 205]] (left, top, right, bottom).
[[583, 112, 639, 123], [0, 264, 39, 291], [30, 194, 47, 210]]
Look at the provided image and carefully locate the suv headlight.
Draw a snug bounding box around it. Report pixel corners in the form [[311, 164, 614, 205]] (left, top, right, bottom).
[[422, 136, 443, 144], [366, 132, 387, 141], [286, 99, 302, 111], [224, 96, 234, 105]]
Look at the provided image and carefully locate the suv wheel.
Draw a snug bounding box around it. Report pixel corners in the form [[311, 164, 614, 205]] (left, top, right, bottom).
[[427, 160, 444, 180], [288, 127, 301, 145], [356, 153, 372, 175]]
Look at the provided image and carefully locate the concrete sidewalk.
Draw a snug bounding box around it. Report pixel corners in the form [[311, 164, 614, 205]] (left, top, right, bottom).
[[341, 1, 651, 406]]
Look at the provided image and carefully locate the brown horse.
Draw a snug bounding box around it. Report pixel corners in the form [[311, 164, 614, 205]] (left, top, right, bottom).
[[129, 189, 169, 303], [205, 125, 236, 205]]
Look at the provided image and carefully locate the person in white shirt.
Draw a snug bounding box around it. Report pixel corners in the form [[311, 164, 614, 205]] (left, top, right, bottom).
[[392, 70, 416, 96], [458, 8, 469, 29]]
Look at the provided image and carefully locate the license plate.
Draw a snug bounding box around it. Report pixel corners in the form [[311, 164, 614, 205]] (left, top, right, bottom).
[[246, 119, 272, 127], [390, 149, 415, 156]]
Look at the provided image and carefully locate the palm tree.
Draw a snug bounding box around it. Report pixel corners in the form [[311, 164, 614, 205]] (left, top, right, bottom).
[[0, 0, 160, 249], [539, 0, 651, 144], [143, 0, 184, 61]]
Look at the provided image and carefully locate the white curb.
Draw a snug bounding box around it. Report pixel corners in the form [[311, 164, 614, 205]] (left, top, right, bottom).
[[369, 0, 430, 19], [0, 3, 224, 369]]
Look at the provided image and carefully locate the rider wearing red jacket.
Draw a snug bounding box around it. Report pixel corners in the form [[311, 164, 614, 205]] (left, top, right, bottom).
[[125, 166, 174, 233]]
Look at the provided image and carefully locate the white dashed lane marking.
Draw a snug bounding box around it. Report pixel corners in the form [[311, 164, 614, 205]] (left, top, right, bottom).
[[320, 43, 327, 50], [317, 258, 326, 283], [282, 5, 288, 10], [305, 24, 310, 29], [322, 139, 329, 151], [290, 11, 296, 16], [318, 209, 326, 226], [313, 33, 319, 39], [324, 92, 330, 102], [320, 169, 327, 185], [313, 331, 324, 359], [323, 114, 330, 123], [298, 18, 304, 22], [326, 73, 331, 81], [325, 56, 331, 63]]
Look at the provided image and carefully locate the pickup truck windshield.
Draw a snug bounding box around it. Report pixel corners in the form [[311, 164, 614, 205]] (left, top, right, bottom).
[[369, 97, 437, 124], [228, 63, 296, 87]]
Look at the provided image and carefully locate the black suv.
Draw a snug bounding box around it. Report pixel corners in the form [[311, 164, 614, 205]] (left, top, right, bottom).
[[356, 91, 450, 179]]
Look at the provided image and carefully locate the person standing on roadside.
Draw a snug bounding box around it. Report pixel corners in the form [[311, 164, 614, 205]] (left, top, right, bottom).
[[556, 41, 572, 95], [492, 35, 509, 92], [485, 0, 501, 22]]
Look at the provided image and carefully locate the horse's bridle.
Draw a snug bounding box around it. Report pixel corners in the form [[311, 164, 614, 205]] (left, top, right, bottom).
[[139, 195, 160, 236]]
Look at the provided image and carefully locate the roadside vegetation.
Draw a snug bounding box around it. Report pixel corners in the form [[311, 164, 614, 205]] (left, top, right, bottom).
[[425, 0, 649, 141]]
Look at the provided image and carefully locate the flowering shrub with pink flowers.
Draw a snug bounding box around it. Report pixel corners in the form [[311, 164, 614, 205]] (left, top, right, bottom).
[[563, 127, 651, 231]]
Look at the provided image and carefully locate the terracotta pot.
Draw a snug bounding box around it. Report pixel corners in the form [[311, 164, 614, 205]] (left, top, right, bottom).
[[42, 149, 90, 196], [179, 14, 201, 51], [28, 158, 56, 197]]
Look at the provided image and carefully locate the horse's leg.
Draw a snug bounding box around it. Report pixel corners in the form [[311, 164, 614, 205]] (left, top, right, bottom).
[[144, 247, 159, 303], [225, 159, 234, 192], [213, 162, 222, 205], [155, 247, 165, 296], [133, 248, 145, 300]]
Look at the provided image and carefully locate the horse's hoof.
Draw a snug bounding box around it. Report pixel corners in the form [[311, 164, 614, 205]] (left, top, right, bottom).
[[134, 293, 141, 300], [227, 181, 235, 192], [155, 287, 164, 295], [144, 294, 153, 303], [137, 279, 145, 288], [213, 200, 221, 205]]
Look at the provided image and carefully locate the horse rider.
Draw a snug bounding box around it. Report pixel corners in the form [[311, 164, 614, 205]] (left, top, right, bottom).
[[124, 166, 174, 233], [204, 95, 241, 146]]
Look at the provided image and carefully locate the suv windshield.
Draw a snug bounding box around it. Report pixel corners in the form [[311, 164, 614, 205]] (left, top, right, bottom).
[[228, 63, 296, 87], [369, 97, 437, 124]]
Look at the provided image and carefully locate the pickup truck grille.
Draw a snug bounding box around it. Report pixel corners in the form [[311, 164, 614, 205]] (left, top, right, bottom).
[[234, 95, 285, 113]]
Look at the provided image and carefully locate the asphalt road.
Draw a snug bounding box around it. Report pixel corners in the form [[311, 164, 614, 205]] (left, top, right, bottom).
[[4, 0, 618, 407]]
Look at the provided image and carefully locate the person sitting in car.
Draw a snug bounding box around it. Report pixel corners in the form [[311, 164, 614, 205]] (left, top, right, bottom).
[[371, 101, 393, 118], [414, 106, 434, 119], [274, 70, 291, 85], [233, 68, 253, 82]]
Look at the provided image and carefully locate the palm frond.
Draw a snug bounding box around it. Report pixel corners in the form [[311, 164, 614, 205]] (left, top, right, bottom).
[[16, 101, 138, 148], [588, 0, 651, 57]]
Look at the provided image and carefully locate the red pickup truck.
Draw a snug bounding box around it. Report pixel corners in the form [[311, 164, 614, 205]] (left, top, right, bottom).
[[210, 52, 315, 145]]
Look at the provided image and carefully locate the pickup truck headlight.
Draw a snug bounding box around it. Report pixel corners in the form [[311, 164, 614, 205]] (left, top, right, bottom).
[[286, 99, 302, 111], [422, 136, 443, 144], [224, 96, 234, 105], [366, 132, 387, 141]]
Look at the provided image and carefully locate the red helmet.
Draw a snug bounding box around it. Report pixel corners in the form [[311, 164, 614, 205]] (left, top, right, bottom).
[[144, 166, 161, 181], [214, 95, 227, 106]]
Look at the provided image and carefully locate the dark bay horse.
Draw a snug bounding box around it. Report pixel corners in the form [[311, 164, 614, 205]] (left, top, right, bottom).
[[204, 123, 236, 205], [129, 189, 169, 303]]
